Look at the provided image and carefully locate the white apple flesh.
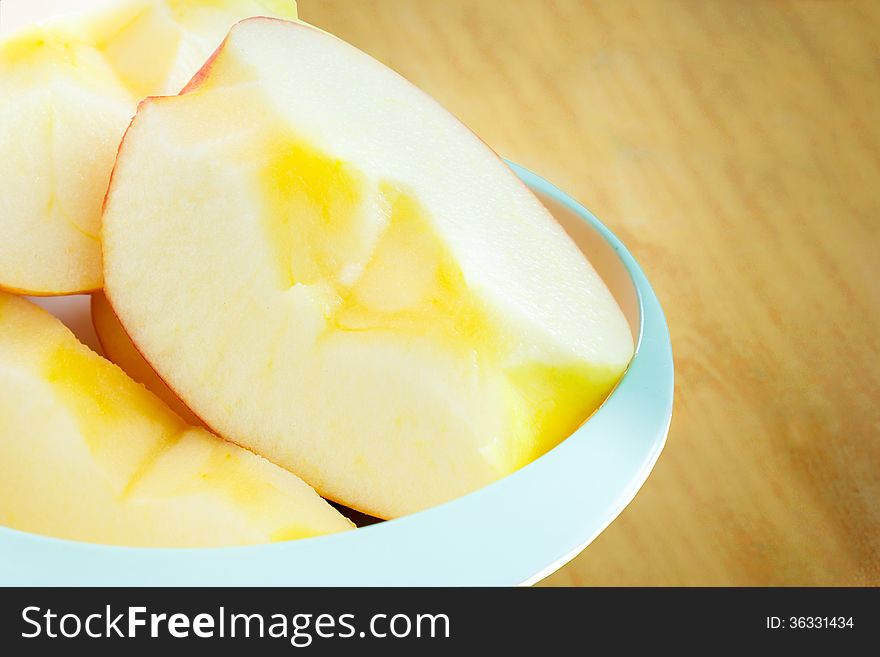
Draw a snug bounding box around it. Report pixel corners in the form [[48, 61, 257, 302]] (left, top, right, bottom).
[[103, 18, 635, 519]]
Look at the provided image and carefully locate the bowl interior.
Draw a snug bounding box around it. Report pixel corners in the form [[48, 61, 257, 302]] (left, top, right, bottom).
[[543, 193, 641, 341]]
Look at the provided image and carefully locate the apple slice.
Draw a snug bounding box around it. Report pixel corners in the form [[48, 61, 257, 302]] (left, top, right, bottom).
[[0, 291, 352, 546], [103, 18, 635, 519], [0, 0, 299, 295], [92, 290, 202, 425]]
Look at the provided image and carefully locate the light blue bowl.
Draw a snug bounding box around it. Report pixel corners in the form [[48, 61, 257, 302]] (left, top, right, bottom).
[[0, 163, 673, 586]]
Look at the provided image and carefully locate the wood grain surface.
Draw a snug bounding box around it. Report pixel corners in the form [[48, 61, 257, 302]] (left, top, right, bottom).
[[297, 0, 880, 586]]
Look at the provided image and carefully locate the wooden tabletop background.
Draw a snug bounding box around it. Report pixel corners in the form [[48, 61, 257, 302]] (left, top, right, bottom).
[[298, 0, 880, 586]]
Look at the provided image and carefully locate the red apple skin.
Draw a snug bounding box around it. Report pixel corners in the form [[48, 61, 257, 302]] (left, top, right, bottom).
[[180, 33, 230, 94]]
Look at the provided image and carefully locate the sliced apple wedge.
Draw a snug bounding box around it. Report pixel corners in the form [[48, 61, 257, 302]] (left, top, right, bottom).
[[92, 290, 202, 425], [0, 291, 352, 547], [0, 0, 298, 295], [103, 18, 635, 519]]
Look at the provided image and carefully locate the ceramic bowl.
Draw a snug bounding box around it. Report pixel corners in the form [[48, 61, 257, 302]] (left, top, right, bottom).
[[0, 163, 673, 585]]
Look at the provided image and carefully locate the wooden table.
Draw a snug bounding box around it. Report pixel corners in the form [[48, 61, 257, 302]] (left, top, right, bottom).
[[298, 0, 880, 586]]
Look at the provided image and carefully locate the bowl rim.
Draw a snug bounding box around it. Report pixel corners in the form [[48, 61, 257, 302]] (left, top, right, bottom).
[[0, 162, 673, 586]]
